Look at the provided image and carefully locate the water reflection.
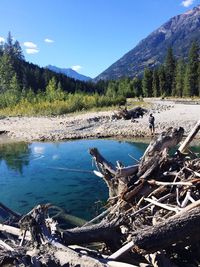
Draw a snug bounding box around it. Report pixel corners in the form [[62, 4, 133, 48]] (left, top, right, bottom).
[[0, 142, 31, 173], [0, 139, 198, 221]]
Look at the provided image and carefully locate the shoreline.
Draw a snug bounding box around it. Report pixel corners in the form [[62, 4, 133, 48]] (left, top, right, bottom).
[[0, 100, 199, 143]]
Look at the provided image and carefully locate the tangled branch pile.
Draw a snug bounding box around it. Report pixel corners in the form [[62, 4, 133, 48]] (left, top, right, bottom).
[[0, 121, 200, 267]]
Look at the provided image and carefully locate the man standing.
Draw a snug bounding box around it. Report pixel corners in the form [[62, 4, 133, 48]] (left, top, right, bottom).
[[149, 113, 155, 135]]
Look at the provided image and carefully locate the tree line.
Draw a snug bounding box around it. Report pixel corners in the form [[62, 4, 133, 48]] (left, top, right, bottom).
[[0, 32, 125, 115], [0, 32, 199, 116], [106, 41, 200, 98]]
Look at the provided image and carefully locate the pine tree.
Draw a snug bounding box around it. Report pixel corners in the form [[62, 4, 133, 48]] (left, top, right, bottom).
[[164, 47, 176, 96], [184, 41, 199, 96], [142, 68, 153, 97], [106, 81, 118, 97], [4, 32, 13, 56], [198, 62, 200, 97], [13, 40, 24, 60], [132, 77, 142, 97], [0, 53, 15, 92], [152, 69, 160, 97], [174, 59, 185, 97], [158, 65, 166, 97], [183, 65, 190, 97]]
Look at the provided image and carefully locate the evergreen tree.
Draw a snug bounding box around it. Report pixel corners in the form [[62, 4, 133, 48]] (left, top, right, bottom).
[[13, 40, 24, 60], [164, 47, 176, 96], [4, 32, 13, 56], [106, 81, 118, 97], [152, 69, 160, 97], [198, 62, 200, 97], [142, 68, 153, 97], [186, 41, 199, 96], [0, 53, 15, 92], [182, 42, 199, 97], [132, 77, 142, 97], [174, 59, 185, 97], [183, 65, 190, 97], [158, 65, 166, 97]]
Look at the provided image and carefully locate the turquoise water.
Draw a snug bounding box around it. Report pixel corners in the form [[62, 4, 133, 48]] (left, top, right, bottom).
[[0, 139, 147, 221], [0, 139, 199, 222]]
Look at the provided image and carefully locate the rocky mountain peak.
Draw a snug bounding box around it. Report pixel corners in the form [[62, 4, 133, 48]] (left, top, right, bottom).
[[95, 5, 200, 81]]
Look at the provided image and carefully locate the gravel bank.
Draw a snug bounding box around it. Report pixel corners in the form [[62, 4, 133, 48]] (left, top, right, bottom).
[[0, 101, 199, 142]]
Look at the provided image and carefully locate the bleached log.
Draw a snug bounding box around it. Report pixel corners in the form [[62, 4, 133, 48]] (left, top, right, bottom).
[[178, 119, 200, 154], [0, 223, 31, 240], [148, 180, 193, 187], [0, 240, 15, 251], [109, 205, 200, 259], [144, 197, 181, 213], [137, 127, 184, 179]]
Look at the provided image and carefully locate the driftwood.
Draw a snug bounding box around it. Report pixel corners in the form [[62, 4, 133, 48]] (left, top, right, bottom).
[[90, 148, 138, 198], [178, 119, 200, 153], [62, 219, 122, 248], [114, 106, 147, 120], [0, 122, 200, 266]]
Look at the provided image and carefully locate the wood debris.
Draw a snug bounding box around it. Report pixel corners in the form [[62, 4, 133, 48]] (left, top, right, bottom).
[[0, 120, 200, 266]]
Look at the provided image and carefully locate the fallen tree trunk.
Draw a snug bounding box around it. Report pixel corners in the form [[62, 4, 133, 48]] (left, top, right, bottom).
[[109, 205, 200, 260], [137, 127, 184, 179], [62, 219, 122, 248], [90, 148, 138, 197], [178, 119, 200, 154]]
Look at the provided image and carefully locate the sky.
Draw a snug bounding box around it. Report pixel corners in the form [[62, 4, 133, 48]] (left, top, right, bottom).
[[0, 0, 199, 78]]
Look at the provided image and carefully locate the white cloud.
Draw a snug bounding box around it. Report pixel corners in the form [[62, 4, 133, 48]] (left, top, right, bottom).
[[0, 36, 5, 43], [23, 41, 39, 54], [23, 41, 37, 48], [26, 48, 39, 54], [44, 38, 54, 43], [181, 0, 195, 7], [71, 65, 82, 72]]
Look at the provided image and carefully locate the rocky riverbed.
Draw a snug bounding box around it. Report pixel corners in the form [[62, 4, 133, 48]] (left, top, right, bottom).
[[0, 100, 199, 142]]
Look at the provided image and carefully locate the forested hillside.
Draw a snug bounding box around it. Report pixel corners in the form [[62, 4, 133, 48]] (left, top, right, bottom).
[[0, 32, 199, 117], [96, 5, 200, 81], [0, 33, 125, 115], [105, 42, 200, 98]]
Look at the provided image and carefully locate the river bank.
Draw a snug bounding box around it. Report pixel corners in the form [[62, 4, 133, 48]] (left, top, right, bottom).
[[0, 99, 199, 142]]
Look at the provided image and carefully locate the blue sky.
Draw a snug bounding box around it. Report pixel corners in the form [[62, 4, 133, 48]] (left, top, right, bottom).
[[0, 0, 199, 78]]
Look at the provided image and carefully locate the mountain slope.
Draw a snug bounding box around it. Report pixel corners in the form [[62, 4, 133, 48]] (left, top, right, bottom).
[[47, 65, 91, 82], [95, 5, 200, 80]]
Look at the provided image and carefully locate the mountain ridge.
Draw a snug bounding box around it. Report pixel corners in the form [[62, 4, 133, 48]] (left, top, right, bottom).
[[95, 5, 200, 81], [46, 65, 91, 82]]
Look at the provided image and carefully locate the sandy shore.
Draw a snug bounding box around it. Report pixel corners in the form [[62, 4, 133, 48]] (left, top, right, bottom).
[[0, 100, 199, 142]]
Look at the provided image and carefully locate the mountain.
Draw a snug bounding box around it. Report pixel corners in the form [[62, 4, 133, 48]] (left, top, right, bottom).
[[95, 5, 200, 81], [46, 65, 92, 82]]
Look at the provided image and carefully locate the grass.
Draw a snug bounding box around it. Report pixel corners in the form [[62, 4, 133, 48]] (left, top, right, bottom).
[[0, 94, 163, 117]]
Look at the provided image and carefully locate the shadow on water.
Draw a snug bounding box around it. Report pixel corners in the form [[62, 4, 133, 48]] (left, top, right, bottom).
[[0, 142, 31, 174]]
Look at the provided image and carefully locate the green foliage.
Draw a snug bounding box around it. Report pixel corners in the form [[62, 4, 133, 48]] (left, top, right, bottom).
[[185, 41, 199, 96], [164, 47, 176, 96], [132, 77, 142, 97], [198, 62, 200, 96], [0, 32, 200, 117], [152, 69, 160, 97], [0, 53, 16, 92], [183, 65, 190, 97], [142, 68, 153, 97], [174, 59, 185, 97]]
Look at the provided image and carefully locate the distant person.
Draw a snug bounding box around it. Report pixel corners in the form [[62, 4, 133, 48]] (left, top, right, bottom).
[[149, 113, 155, 135]]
